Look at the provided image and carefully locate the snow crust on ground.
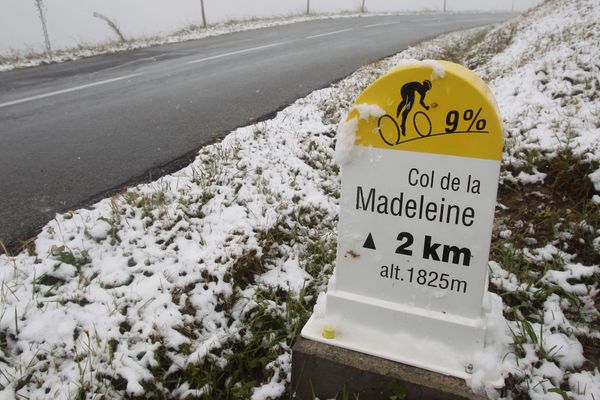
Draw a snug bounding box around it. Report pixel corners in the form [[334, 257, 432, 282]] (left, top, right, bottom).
[[472, 0, 600, 169], [469, 2, 600, 396], [0, 80, 341, 399], [1, 0, 599, 398]]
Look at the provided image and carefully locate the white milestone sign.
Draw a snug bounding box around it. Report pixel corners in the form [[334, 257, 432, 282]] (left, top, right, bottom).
[[301, 61, 504, 379]]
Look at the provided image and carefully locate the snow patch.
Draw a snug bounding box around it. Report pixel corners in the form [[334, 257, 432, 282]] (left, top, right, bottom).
[[467, 292, 512, 397], [589, 168, 600, 191], [87, 218, 112, 240], [257, 258, 311, 294], [568, 370, 600, 400], [334, 103, 385, 165]]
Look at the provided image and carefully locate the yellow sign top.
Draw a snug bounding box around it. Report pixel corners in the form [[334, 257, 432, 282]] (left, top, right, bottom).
[[348, 61, 503, 161]]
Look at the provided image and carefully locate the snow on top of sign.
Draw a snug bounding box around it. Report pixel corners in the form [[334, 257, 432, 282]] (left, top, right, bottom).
[[334, 103, 385, 165], [353, 103, 386, 120], [335, 114, 360, 165], [394, 58, 446, 80], [421, 59, 446, 79]]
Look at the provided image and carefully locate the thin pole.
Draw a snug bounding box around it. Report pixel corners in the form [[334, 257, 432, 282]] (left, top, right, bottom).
[[444, 0, 447, 12], [200, 0, 207, 28], [511, 0, 515, 12], [34, 0, 52, 59], [361, 0, 366, 13], [306, 0, 310, 15]]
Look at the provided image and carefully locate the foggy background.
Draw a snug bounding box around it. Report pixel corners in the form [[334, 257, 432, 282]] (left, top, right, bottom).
[[0, 0, 542, 54]]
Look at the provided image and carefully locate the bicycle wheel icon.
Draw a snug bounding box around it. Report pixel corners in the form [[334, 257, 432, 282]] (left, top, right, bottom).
[[377, 114, 400, 146], [413, 111, 432, 137]]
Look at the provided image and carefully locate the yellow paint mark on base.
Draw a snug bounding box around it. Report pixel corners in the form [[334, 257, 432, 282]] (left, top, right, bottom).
[[322, 326, 336, 339]]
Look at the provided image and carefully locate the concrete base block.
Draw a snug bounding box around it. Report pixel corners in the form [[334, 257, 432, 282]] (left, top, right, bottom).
[[291, 338, 486, 400]]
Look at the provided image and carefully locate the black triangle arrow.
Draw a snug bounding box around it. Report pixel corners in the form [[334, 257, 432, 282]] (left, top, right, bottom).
[[363, 233, 376, 250]]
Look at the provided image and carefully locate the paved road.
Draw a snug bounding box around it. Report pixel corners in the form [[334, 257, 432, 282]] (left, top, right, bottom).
[[0, 13, 513, 248]]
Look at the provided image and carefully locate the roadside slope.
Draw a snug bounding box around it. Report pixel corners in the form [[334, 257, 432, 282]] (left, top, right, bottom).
[[0, 1, 599, 399]]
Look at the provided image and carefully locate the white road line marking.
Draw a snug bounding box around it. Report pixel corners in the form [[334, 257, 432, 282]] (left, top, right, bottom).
[[186, 42, 284, 65], [0, 73, 143, 109], [363, 22, 401, 28], [305, 28, 352, 39]]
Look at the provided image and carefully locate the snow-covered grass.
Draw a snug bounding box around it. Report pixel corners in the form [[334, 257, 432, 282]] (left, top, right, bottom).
[[465, 0, 600, 398], [1, 0, 599, 399]]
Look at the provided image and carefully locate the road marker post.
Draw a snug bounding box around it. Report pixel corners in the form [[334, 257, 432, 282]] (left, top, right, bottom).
[[300, 60, 503, 379]]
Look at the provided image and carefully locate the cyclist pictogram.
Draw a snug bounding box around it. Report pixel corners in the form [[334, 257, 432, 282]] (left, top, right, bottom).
[[377, 80, 433, 146], [397, 80, 432, 137]]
